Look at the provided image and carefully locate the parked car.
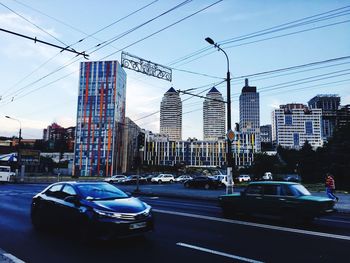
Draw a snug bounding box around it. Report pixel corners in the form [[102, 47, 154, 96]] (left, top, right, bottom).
[[143, 174, 157, 183], [121, 175, 147, 185], [30, 182, 154, 240], [104, 175, 127, 183], [0, 166, 14, 183], [262, 172, 273, 180], [219, 181, 335, 224], [236, 174, 251, 183], [175, 175, 193, 183], [151, 174, 175, 184], [283, 174, 301, 182], [184, 176, 222, 190], [209, 174, 230, 186]]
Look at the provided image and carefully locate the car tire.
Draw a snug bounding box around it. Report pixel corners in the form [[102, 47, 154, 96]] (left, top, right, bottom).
[[204, 184, 210, 190], [170, 179, 174, 183], [158, 180, 162, 184], [184, 182, 190, 188]]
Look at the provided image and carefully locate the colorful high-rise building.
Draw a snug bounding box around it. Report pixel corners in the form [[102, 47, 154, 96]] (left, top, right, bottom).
[[73, 61, 126, 176]]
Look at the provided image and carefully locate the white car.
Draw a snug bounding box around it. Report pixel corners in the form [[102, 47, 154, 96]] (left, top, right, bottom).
[[151, 174, 175, 184], [104, 175, 127, 183], [237, 174, 251, 182], [175, 175, 193, 183]]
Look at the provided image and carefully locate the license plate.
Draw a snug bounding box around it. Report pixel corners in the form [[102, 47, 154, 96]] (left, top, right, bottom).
[[129, 222, 147, 230]]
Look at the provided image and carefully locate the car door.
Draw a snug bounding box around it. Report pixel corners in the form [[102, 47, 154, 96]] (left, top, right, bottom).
[[41, 183, 64, 225], [58, 184, 81, 229], [242, 184, 264, 215], [260, 184, 282, 216]]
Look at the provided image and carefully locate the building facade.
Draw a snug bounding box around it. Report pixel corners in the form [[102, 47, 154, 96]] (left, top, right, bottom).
[[143, 131, 256, 168], [260, 125, 272, 143], [336, 104, 350, 129], [239, 78, 261, 152], [308, 95, 340, 141], [74, 60, 126, 176], [203, 87, 225, 141], [272, 103, 323, 149], [121, 117, 141, 173], [160, 87, 182, 141]]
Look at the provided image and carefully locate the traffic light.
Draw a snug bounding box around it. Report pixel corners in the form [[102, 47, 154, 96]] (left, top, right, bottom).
[[137, 132, 145, 150]]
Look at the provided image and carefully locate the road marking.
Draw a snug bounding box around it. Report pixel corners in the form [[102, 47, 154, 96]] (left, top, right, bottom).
[[176, 242, 264, 263], [3, 253, 26, 263], [153, 209, 350, 241], [319, 218, 350, 225]]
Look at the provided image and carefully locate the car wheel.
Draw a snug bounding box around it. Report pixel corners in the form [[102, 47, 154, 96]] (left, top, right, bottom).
[[170, 179, 174, 183], [184, 182, 190, 188], [204, 184, 210, 190], [158, 180, 162, 184]]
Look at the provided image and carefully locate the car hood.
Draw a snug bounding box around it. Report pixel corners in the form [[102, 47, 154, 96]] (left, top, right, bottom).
[[298, 195, 333, 202], [91, 197, 147, 213]]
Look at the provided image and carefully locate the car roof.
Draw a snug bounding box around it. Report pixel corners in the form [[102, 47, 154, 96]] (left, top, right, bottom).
[[248, 181, 298, 186]]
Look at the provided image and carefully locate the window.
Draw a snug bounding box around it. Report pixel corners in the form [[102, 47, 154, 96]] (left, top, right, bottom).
[[281, 185, 295, 196], [263, 185, 279, 196], [285, 115, 293, 126], [246, 185, 263, 195], [293, 133, 299, 146], [45, 184, 63, 198], [62, 185, 77, 198], [305, 121, 313, 135]]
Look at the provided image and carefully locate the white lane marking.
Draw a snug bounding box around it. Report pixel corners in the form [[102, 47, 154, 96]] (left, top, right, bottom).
[[3, 253, 26, 263], [176, 242, 264, 263], [153, 209, 350, 241]]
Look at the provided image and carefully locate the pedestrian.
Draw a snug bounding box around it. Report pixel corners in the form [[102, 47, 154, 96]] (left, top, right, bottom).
[[325, 173, 339, 202]]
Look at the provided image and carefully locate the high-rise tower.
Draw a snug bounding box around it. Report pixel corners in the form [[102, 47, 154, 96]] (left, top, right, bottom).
[[160, 87, 182, 141], [203, 87, 225, 140], [239, 78, 261, 152], [74, 61, 126, 176]]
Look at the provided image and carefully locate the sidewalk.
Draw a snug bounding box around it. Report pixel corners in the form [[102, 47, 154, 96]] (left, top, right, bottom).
[[116, 184, 350, 214]]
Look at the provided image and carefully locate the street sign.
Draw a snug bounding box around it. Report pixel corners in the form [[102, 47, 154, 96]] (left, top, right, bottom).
[[227, 129, 235, 142]]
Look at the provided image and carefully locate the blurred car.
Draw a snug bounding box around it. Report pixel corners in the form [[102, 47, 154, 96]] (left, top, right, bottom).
[[209, 174, 230, 186], [30, 182, 153, 240], [143, 174, 157, 183], [104, 175, 127, 183], [175, 175, 193, 183], [283, 174, 301, 182], [121, 175, 147, 185], [184, 176, 222, 190], [219, 181, 335, 224], [262, 172, 273, 180], [236, 174, 251, 182], [151, 174, 175, 184]]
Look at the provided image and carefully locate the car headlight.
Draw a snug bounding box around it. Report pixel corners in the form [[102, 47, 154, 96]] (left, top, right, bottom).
[[142, 204, 152, 217], [93, 209, 124, 219]]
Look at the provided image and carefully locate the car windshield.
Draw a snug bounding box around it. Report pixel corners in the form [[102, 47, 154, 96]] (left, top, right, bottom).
[[77, 183, 129, 200], [290, 184, 311, 196]]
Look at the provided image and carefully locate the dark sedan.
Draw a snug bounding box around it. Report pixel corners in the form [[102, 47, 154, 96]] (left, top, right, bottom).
[[31, 182, 153, 240], [219, 181, 335, 224], [184, 176, 222, 190]]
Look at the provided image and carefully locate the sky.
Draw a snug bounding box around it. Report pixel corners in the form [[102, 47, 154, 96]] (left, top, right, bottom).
[[0, 0, 349, 140]]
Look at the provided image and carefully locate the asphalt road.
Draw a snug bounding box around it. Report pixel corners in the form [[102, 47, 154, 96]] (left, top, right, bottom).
[[1, 183, 350, 263]]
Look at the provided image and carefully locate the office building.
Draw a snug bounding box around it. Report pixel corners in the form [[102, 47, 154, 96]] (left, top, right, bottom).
[[308, 95, 340, 141], [160, 87, 182, 141], [272, 103, 323, 149], [203, 87, 225, 140], [239, 78, 261, 152], [260, 125, 272, 143], [74, 60, 126, 176]]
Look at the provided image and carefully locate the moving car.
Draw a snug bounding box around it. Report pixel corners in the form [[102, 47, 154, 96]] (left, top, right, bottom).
[[184, 176, 222, 190], [31, 182, 153, 240], [236, 174, 251, 182], [121, 175, 147, 185], [104, 175, 127, 183], [175, 175, 193, 183], [219, 181, 335, 224], [262, 172, 273, 180], [151, 174, 175, 184], [0, 166, 15, 183]]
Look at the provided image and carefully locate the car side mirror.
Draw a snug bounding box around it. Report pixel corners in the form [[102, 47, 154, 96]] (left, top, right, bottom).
[[64, 196, 80, 206]]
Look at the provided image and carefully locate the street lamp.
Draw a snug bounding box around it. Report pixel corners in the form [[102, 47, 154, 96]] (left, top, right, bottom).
[[205, 37, 234, 193], [5, 115, 22, 180]]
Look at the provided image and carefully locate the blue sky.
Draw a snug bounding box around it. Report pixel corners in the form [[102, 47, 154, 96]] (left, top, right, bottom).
[[0, 0, 349, 140]]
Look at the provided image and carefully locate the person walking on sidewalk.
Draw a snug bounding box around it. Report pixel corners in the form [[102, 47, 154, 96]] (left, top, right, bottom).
[[325, 173, 339, 202]]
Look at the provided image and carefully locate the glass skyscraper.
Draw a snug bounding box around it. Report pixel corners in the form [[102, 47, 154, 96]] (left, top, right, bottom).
[[74, 60, 126, 176]]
